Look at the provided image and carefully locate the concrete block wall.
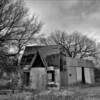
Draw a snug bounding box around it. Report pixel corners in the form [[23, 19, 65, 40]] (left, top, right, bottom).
[[84, 68, 92, 84], [67, 66, 77, 85], [55, 69, 60, 89], [90, 68, 95, 84], [76, 67, 82, 83], [60, 71, 68, 87], [30, 68, 47, 90]]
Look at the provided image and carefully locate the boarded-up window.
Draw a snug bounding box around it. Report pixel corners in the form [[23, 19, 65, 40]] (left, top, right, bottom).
[[47, 71, 55, 82]]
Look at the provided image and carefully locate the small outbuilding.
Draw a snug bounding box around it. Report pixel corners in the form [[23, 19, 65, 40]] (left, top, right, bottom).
[[60, 57, 95, 87], [20, 45, 96, 90]]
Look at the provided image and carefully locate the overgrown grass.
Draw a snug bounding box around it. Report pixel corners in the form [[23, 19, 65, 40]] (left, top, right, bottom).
[[1, 83, 100, 100], [0, 90, 85, 100]]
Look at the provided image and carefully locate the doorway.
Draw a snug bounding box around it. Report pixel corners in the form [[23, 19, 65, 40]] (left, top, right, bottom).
[[24, 72, 30, 86], [82, 67, 85, 84]]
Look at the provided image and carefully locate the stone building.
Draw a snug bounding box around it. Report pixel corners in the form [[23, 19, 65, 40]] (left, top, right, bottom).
[[20, 45, 95, 90]]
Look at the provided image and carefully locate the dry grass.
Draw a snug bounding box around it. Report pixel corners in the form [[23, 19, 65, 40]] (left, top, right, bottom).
[[1, 85, 100, 100]]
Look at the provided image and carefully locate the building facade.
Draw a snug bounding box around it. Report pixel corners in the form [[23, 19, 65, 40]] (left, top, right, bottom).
[[20, 45, 95, 90]]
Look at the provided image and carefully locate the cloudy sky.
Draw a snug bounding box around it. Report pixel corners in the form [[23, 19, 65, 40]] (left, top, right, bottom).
[[25, 0, 100, 42]]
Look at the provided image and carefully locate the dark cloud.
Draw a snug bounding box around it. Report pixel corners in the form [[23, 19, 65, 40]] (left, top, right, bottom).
[[25, 0, 100, 42]]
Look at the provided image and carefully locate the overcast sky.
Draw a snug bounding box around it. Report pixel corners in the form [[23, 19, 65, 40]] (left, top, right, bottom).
[[25, 0, 100, 42]]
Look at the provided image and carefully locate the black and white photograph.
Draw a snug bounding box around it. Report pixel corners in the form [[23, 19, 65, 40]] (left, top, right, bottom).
[[0, 0, 100, 100]]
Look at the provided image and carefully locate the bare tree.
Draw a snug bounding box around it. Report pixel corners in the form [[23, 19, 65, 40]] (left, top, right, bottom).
[[0, 0, 42, 51], [0, 0, 42, 71], [38, 30, 98, 59]]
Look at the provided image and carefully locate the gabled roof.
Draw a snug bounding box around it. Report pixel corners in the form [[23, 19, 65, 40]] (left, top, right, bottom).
[[23, 51, 48, 70], [23, 45, 60, 57], [30, 51, 48, 68], [21, 45, 61, 69]]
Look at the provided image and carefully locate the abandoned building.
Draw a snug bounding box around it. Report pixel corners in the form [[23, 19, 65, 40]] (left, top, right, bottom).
[[20, 45, 95, 90]]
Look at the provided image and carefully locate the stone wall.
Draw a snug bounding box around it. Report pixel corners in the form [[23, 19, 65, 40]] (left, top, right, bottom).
[[76, 67, 82, 82], [67, 66, 77, 84], [30, 68, 47, 90], [60, 71, 68, 87], [55, 69, 60, 89], [84, 68, 92, 84]]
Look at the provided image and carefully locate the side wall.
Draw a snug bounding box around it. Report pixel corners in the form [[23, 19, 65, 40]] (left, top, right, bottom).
[[55, 69, 60, 89], [30, 68, 47, 90], [76, 67, 82, 82], [76, 67, 95, 84], [60, 66, 77, 87], [89, 68, 95, 84], [60, 71, 68, 87], [67, 66, 77, 85], [84, 68, 92, 84]]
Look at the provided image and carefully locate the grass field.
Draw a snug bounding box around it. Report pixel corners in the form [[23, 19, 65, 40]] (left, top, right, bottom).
[[0, 85, 100, 100]]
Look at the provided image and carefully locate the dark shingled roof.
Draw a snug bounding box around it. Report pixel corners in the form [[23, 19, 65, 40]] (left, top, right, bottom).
[[23, 45, 60, 57], [21, 45, 95, 69], [21, 45, 60, 67]]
